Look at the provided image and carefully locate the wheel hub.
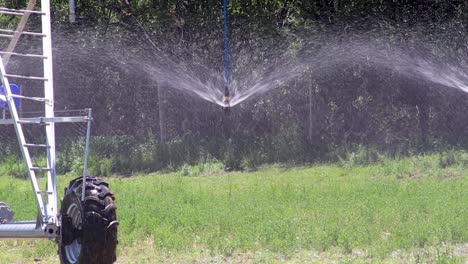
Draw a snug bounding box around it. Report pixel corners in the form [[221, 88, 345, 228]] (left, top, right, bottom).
[[63, 203, 82, 263]]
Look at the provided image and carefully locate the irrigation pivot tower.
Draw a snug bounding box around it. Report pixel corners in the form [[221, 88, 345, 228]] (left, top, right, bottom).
[[0, 1, 118, 263]]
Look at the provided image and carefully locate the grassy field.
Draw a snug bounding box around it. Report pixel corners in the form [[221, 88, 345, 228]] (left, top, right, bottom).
[[0, 153, 467, 263]]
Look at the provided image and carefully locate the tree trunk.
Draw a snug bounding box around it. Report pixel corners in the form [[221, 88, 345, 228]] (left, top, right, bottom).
[[417, 104, 429, 148], [157, 82, 166, 143], [308, 79, 314, 142], [69, 0, 76, 22]]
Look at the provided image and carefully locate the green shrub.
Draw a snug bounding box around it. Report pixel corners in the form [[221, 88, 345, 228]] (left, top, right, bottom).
[[339, 145, 382, 168], [223, 139, 242, 171], [439, 149, 468, 168], [0, 156, 27, 179]]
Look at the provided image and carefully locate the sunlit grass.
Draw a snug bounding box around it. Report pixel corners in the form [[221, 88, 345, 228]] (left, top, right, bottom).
[[0, 154, 466, 263]]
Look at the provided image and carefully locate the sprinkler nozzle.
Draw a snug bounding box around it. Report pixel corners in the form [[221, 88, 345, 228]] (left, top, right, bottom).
[[223, 85, 231, 106], [223, 84, 231, 115]]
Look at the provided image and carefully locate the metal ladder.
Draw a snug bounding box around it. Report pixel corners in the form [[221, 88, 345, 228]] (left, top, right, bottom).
[[0, 0, 91, 239], [0, 0, 57, 228]]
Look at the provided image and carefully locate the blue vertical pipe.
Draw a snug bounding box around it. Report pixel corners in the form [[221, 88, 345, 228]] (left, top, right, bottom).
[[223, 0, 229, 83]]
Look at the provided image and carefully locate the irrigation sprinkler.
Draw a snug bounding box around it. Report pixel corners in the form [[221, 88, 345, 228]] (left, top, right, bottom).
[[223, 84, 231, 115], [0, 1, 118, 263], [222, 0, 231, 116]]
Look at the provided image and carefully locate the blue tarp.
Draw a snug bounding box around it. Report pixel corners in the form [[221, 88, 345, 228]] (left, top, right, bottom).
[[0, 84, 21, 109]]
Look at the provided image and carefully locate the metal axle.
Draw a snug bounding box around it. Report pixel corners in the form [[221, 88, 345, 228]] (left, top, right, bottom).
[[0, 221, 50, 238]]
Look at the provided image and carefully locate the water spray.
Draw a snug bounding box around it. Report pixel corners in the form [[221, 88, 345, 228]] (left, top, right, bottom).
[[222, 0, 231, 115]]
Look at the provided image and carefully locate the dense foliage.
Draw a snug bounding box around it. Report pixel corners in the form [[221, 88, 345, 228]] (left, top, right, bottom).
[[0, 0, 467, 174]]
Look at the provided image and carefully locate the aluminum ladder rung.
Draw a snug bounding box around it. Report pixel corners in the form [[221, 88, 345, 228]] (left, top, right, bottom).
[[0, 7, 45, 15], [0, 34, 13, 38], [10, 94, 49, 103], [0, 29, 45, 37], [0, 10, 24, 16], [24, 143, 50, 148], [30, 167, 51, 171], [0, 51, 47, 59], [4, 74, 47, 81]]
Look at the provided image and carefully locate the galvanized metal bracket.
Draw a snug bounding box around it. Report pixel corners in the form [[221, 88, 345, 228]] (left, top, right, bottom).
[[0, 202, 14, 224]]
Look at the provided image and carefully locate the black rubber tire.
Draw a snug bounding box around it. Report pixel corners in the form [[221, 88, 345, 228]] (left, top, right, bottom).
[[59, 176, 118, 264]]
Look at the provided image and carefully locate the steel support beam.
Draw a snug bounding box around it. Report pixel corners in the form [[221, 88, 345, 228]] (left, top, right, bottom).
[[0, 221, 48, 239]]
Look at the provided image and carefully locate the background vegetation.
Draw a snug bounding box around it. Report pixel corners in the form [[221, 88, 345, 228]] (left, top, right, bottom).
[[0, 0, 467, 174]]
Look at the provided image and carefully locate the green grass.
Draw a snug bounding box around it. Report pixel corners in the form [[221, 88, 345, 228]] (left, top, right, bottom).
[[0, 154, 467, 263]]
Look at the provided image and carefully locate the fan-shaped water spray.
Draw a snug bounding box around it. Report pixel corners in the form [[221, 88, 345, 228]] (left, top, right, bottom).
[[104, 21, 468, 110], [138, 50, 306, 107]]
